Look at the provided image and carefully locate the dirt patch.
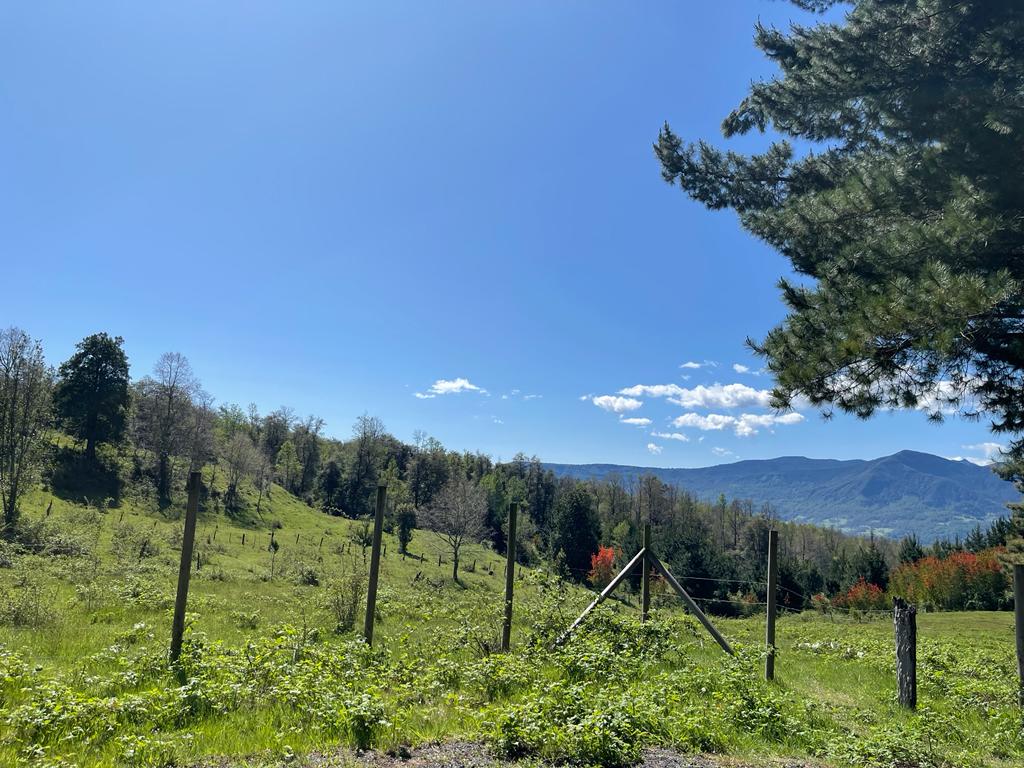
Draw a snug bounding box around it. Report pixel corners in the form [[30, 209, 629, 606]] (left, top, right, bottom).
[[207, 741, 825, 768]]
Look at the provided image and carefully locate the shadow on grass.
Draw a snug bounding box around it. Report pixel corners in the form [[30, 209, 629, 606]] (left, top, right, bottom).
[[48, 446, 123, 506]]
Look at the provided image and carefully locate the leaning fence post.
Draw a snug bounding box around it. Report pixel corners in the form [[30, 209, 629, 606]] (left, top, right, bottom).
[[501, 502, 518, 651], [893, 597, 917, 709], [765, 528, 778, 681], [170, 471, 201, 667], [363, 484, 387, 645], [1014, 564, 1024, 708], [641, 523, 651, 622]]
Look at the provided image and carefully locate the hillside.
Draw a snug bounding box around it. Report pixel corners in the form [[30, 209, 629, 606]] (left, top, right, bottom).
[[545, 451, 1019, 540], [0, 465, 1019, 767]]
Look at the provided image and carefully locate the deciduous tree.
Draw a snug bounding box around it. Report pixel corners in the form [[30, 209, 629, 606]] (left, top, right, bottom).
[[422, 475, 487, 581], [132, 352, 201, 504], [0, 328, 52, 535]]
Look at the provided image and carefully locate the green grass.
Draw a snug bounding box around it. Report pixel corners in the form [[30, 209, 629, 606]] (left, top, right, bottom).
[[0, 475, 1021, 768]]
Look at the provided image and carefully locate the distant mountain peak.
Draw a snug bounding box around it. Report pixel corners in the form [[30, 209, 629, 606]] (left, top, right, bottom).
[[544, 451, 1016, 541]]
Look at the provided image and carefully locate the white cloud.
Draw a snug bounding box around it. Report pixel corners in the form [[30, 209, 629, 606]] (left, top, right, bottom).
[[670, 411, 804, 437], [651, 431, 689, 442], [619, 382, 773, 409], [951, 442, 1006, 465], [711, 447, 736, 458], [948, 456, 990, 466], [579, 393, 593, 401], [964, 442, 1005, 460], [679, 360, 718, 369], [671, 412, 735, 431], [620, 417, 652, 427], [590, 395, 643, 413], [415, 377, 486, 398], [647, 443, 663, 455], [523, 394, 542, 400], [732, 363, 750, 374]]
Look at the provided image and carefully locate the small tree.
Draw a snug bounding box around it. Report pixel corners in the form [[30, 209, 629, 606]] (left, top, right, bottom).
[[588, 545, 617, 589], [275, 440, 301, 493], [221, 433, 258, 512], [422, 475, 487, 581], [396, 503, 416, 554], [53, 332, 130, 461], [0, 328, 52, 536]]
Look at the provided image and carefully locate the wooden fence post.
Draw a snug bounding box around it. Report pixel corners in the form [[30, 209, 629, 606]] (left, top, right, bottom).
[[765, 528, 778, 681], [641, 523, 651, 622], [1014, 564, 1024, 708], [894, 597, 917, 709], [170, 471, 201, 666], [363, 484, 387, 645], [501, 503, 518, 651]]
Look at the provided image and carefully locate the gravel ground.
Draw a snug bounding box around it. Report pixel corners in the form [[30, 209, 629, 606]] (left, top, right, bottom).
[[206, 741, 824, 768]]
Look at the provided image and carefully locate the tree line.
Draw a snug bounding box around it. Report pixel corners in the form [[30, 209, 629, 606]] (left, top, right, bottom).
[[1, 326, 1016, 611]]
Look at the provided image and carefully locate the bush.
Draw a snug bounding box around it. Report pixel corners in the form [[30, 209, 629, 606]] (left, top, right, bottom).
[[110, 523, 160, 563], [323, 571, 366, 633], [0, 569, 56, 627]]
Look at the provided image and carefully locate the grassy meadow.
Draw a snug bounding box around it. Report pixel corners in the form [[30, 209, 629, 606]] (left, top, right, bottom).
[[0, 471, 1021, 768]]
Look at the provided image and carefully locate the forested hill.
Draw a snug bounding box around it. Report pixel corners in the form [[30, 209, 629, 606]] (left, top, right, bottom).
[[544, 451, 1019, 541]]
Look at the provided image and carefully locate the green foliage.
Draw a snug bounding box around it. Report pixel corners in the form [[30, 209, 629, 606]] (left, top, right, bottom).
[[53, 333, 130, 461], [658, 1, 1024, 470], [550, 486, 600, 581], [0, 438, 1020, 767]]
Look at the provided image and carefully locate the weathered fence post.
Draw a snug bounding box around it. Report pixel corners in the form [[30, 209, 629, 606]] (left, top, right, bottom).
[[501, 502, 518, 651], [641, 523, 651, 622], [765, 528, 778, 681], [170, 471, 201, 666], [893, 597, 917, 709], [1014, 564, 1024, 708], [363, 484, 387, 645]]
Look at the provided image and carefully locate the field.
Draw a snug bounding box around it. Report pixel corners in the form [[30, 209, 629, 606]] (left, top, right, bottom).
[[0, 476, 1021, 768]]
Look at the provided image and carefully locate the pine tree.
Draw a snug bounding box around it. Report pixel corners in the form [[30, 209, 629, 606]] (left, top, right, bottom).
[[550, 486, 600, 581], [657, 2, 1024, 470]]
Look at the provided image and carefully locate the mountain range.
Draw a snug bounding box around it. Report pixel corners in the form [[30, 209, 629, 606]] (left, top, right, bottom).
[[544, 451, 1019, 541]]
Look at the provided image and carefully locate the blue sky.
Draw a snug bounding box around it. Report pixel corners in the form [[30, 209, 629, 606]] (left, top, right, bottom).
[[0, 1, 1003, 467]]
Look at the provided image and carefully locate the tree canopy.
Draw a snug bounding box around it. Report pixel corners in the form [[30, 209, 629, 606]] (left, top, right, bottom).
[[54, 333, 130, 460], [656, 1, 1024, 469]]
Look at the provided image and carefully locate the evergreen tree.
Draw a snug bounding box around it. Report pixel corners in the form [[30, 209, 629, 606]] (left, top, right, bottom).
[[897, 534, 924, 564], [54, 333, 130, 461], [550, 486, 601, 581], [657, 2, 1024, 470], [849, 539, 889, 589], [396, 503, 416, 554], [318, 459, 343, 512]]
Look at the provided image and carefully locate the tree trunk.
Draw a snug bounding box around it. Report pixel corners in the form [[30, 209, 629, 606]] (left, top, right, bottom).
[[452, 550, 459, 581], [893, 597, 917, 709], [85, 435, 96, 462], [158, 453, 171, 504]]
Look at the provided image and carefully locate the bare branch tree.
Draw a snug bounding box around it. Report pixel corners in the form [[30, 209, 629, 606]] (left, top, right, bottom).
[[422, 475, 487, 581], [221, 432, 258, 511], [131, 352, 201, 505], [0, 328, 52, 536]]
